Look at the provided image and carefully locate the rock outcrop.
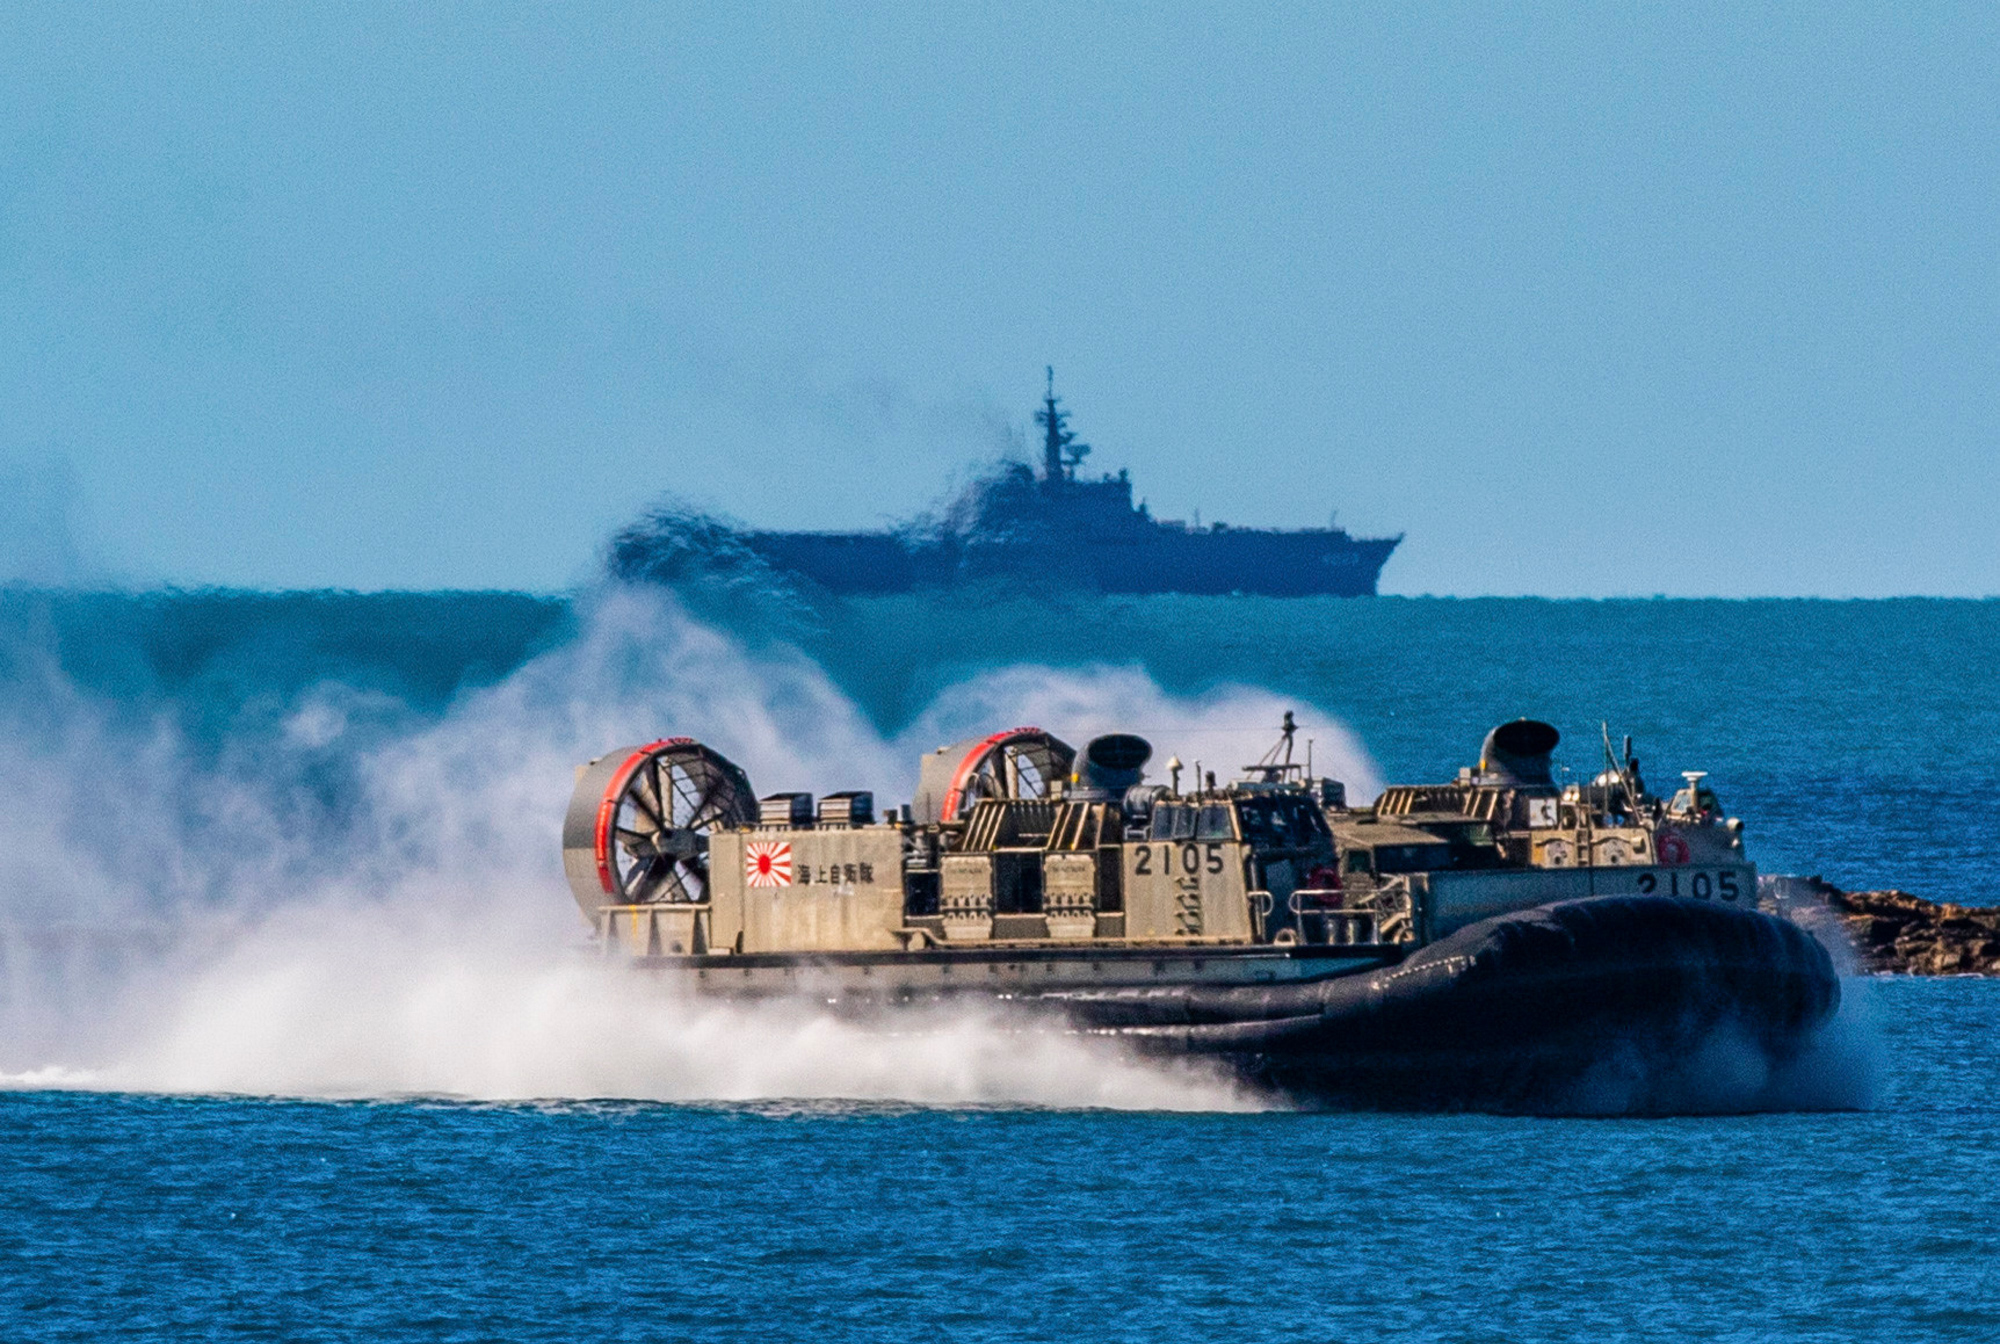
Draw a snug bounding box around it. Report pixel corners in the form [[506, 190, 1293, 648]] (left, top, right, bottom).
[[1766, 877, 2000, 975]]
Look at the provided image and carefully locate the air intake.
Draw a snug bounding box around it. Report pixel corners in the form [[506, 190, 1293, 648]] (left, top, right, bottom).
[[1477, 719, 1560, 787], [758, 793, 815, 827]]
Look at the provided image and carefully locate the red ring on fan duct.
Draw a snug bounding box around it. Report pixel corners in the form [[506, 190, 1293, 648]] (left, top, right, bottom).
[[939, 726, 1049, 820], [594, 737, 696, 895]]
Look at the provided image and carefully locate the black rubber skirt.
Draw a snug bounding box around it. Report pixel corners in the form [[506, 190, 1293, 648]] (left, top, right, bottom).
[[1093, 896, 1841, 1111]]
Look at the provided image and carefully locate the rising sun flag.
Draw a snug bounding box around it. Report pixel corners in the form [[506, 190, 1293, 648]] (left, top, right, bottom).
[[744, 841, 793, 888]]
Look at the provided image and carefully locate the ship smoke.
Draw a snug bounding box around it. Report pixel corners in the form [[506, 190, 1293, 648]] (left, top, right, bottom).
[[0, 586, 1362, 1109]]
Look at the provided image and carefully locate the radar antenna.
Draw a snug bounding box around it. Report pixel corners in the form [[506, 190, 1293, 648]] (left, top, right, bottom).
[[1243, 711, 1305, 783], [1035, 366, 1091, 484]]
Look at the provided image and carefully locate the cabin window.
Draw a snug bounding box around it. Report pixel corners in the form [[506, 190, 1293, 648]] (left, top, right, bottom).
[[1437, 823, 1500, 870], [1150, 805, 1198, 841], [1236, 796, 1330, 845], [1197, 804, 1236, 841], [1374, 844, 1451, 874], [1343, 850, 1373, 876]]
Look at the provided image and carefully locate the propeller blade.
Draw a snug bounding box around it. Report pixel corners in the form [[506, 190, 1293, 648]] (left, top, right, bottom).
[[625, 773, 667, 831], [686, 776, 726, 828], [628, 855, 674, 903], [671, 763, 711, 828], [651, 758, 681, 828], [616, 826, 661, 858]]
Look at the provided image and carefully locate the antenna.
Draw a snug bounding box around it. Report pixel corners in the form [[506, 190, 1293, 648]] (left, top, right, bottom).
[[1603, 721, 1642, 810], [1244, 711, 1304, 783], [1034, 367, 1090, 483]]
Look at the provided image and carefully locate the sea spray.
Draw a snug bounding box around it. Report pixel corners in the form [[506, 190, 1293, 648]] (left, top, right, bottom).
[[1550, 991, 1881, 1116], [0, 585, 1352, 1107], [84, 914, 1256, 1109]]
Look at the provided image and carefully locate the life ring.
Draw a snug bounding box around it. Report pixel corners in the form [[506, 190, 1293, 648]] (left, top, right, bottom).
[[1657, 831, 1692, 866]]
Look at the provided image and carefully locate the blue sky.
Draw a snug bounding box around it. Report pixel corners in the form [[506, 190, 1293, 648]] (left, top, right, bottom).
[[2, 3, 1994, 595]]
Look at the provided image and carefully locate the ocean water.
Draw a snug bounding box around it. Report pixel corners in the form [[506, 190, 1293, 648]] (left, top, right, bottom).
[[0, 586, 1996, 1339], [4, 978, 1996, 1341]]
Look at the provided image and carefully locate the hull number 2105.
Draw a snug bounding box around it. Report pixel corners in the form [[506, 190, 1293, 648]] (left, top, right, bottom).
[[1133, 842, 1225, 876], [1637, 869, 1741, 901]]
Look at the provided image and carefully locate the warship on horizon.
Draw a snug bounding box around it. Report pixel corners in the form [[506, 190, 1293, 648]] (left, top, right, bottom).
[[633, 372, 1401, 597]]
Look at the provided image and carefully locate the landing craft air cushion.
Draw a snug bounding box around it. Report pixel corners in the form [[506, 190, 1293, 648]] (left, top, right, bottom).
[[562, 717, 1836, 1107]]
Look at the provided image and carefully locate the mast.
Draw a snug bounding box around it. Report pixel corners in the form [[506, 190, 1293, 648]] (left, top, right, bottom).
[[1040, 367, 1063, 482], [1034, 366, 1090, 484], [1244, 711, 1304, 783]]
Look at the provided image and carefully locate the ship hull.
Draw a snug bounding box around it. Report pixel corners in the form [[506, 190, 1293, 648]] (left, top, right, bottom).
[[632, 896, 1839, 1111], [742, 528, 1399, 597]]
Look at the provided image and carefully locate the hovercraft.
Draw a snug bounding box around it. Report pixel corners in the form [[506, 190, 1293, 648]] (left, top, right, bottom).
[[561, 716, 1838, 1109]]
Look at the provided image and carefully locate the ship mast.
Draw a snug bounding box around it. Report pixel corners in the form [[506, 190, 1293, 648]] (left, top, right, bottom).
[[1035, 366, 1090, 485]]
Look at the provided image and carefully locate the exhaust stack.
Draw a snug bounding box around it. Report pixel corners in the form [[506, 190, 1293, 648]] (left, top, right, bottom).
[[1071, 734, 1152, 801], [1477, 719, 1560, 787]]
